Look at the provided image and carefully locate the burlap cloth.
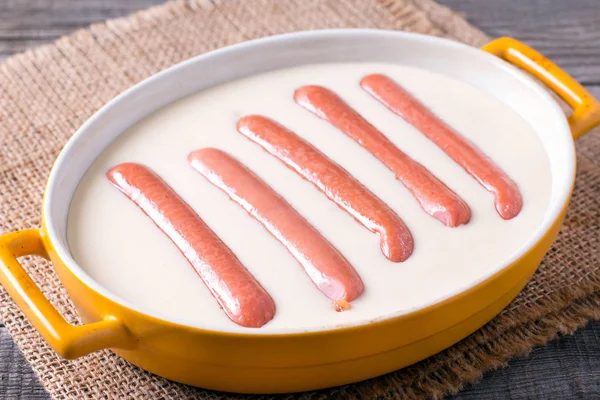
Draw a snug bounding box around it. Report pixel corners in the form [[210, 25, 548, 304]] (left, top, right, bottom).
[[0, 0, 599, 399]]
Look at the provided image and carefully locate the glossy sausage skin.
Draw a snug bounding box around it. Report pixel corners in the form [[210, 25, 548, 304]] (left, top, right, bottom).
[[237, 115, 414, 262], [361, 74, 522, 219], [107, 163, 276, 328], [294, 85, 471, 227], [188, 148, 364, 303]]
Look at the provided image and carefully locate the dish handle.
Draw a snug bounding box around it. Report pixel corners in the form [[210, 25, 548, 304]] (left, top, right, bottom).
[[0, 229, 132, 359], [483, 37, 600, 140]]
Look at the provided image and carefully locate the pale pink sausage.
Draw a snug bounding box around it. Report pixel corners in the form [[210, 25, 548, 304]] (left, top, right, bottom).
[[237, 115, 414, 262], [361, 74, 523, 220], [107, 163, 275, 328], [294, 85, 471, 227], [188, 148, 364, 303]]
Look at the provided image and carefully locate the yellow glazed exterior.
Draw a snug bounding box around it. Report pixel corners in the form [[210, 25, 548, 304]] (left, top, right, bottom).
[[1, 36, 599, 393]]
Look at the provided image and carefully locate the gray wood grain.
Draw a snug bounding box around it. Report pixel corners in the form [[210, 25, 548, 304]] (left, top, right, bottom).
[[440, 0, 600, 84], [0, 328, 48, 400], [0, 0, 164, 61], [0, 0, 599, 399], [451, 320, 600, 399]]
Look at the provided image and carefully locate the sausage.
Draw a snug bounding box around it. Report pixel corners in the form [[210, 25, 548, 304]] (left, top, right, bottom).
[[188, 148, 364, 304], [361, 74, 523, 219], [294, 85, 471, 227], [237, 115, 414, 262], [107, 163, 276, 328]]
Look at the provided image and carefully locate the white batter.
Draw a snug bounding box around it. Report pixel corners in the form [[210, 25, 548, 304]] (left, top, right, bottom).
[[67, 63, 552, 331]]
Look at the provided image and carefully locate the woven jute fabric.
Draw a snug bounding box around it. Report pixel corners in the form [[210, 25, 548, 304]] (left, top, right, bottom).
[[0, 0, 599, 399]]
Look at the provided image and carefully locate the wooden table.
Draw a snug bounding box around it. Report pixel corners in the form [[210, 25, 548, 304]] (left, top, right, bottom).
[[1, 1, 599, 399]]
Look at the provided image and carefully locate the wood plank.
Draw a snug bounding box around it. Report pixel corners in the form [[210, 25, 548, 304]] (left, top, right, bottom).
[[438, 0, 600, 84], [0, 327, 49, 400], [0, 0, 163, 60], [451, 320, 600, 399]]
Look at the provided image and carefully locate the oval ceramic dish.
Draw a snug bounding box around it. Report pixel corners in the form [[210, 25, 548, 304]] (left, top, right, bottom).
[[1, 30, 599, 394]]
